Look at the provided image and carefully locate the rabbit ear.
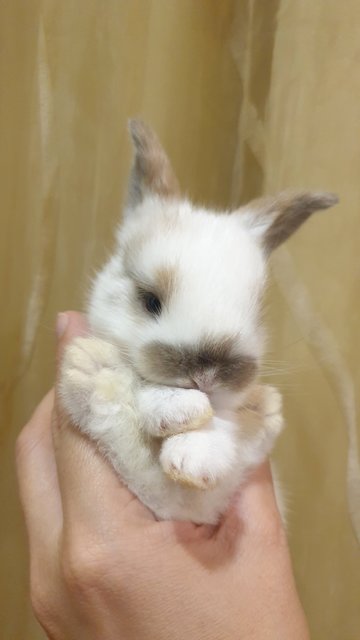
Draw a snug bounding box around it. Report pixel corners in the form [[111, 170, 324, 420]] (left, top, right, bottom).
[[127, 119, 180, 207], [237, 190, 338, 253]]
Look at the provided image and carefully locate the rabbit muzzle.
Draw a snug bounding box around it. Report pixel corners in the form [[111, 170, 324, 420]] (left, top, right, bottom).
[[138, 337, 258, 392]]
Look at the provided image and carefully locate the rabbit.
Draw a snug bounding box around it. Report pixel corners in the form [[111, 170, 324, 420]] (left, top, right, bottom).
[[59, 119, 338, 524]]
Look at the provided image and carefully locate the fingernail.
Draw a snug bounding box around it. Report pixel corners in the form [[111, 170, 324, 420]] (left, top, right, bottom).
[[56, 312, 69, 338]]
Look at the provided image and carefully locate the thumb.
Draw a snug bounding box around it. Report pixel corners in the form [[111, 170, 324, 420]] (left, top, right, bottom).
[[55, 311, 89, 368], [235, 462, 283, 536], [218, 462, 285, 549]]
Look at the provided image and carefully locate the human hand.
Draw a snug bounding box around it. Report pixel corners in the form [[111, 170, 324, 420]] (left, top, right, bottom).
[[16, 311, 310, 640]]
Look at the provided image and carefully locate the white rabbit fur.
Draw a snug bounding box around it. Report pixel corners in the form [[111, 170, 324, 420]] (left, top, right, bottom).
[[60, 120, 338, 524]]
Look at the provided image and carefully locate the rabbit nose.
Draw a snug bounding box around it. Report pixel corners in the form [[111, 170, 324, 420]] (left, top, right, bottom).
[[191, 368, 217, 392]]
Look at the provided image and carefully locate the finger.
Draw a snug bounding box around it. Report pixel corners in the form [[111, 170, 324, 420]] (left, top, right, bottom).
[[16, 390, 62, 556], [237, 462, 282, 529], [53, 312, 154, 534], [217, 462, 284, 549], [55, 310, 88, 362]]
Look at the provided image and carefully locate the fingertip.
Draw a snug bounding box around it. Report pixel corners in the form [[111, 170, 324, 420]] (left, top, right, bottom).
[[231, 462, 283, 538], [56, 310, 88, 341], [248, 460, 275, 488], [55, 311, 89, 360], [56, 312, 69, 339]]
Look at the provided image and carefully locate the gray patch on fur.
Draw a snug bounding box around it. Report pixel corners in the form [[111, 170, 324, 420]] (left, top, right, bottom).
[[141, 336, 258, 390]]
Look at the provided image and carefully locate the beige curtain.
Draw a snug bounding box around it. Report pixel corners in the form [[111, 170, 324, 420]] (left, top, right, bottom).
[[1, 2, 359, 638]]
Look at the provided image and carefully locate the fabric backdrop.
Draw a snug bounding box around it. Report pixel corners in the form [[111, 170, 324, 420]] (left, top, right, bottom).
[[0, 2, 359, 638]]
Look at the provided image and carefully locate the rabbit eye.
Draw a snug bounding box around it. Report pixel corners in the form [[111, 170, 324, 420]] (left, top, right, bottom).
[[142, 291, 162, 316]]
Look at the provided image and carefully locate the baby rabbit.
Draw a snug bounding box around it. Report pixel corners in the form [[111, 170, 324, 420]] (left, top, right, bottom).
[[60, 120, 338, 524]]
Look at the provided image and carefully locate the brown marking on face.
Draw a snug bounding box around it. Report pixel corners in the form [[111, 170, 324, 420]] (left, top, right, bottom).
[[140, 335, 258, 390], [154, 265, 178, 306], [128, 119, 180, 206], [244, 190, 338, 253], [121, 255, 179, 310], [122, 206, 181, 276], [120, 250, 179, 318]]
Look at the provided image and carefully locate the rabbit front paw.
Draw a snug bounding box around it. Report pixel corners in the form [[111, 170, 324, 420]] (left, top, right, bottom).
[[235, 384, 284, 468], [262, 385, 284, 438], [59, 337, 134, 434], [137, 386, 213, 437], [160, 425, 236, 489], [242, 384, 284, 441]]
